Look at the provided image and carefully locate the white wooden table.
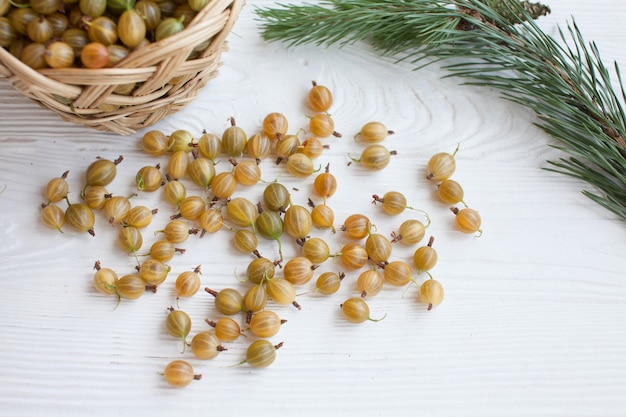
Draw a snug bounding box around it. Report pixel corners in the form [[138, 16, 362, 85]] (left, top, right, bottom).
[[1, 1, 625, 416]]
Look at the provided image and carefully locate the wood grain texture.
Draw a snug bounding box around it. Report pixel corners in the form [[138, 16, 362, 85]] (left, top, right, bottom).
[[0, 1, 625, 416]]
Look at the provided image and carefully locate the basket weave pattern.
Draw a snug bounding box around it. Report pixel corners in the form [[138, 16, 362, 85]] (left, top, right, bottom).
[[0, 0, 244, 135]]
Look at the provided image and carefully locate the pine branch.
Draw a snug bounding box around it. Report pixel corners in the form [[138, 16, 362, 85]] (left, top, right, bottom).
[[255, 0, 626, 222], [255, 1, 458, 50], [480, 0, 550, 20]]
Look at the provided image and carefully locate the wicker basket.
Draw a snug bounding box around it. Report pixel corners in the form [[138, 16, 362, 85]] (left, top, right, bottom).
[[0, 0, 244, 135]]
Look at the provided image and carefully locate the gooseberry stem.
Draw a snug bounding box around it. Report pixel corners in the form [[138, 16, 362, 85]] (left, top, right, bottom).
[[423, 212, 432, 228], [223, 359, 248, 368], [401, 280, 416, 299], [406, 206, 431, 226], [113, 294, 122, 310], [451, 143, 460, 158], [131, 250, 141, 268], [368, 313, 387, 322]]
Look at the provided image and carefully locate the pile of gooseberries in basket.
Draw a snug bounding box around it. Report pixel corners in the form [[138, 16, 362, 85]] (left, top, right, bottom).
[[40, 81, 482, 388], [0, 0, 207, 69]]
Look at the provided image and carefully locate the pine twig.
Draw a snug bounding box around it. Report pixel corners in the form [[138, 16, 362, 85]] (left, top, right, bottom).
[[256, 0, 626, 221]]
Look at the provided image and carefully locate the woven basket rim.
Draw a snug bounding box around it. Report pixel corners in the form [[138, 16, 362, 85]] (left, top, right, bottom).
[[0, 0, 242, 76], [0, 0, 245, 135]]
